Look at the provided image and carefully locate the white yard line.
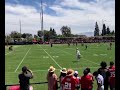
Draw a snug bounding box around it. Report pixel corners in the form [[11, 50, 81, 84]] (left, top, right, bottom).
[[54, 47, 99, 65], [14, 47, 31, 72], [39, 45, 62, 69]]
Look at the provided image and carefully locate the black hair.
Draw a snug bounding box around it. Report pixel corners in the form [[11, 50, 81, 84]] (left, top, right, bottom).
[[83, 69, 88, 75], [86, 68, 90, 73], [93, 71, 98, 76], [110, 61, 114, 66], [100, 61, 107, 68], [22, 66, 28, 72], [59, 72, 66, 78]]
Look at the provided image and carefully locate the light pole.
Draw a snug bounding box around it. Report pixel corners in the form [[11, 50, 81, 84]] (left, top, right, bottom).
[[40, 0, 44, 43], [19, 19, 22, 40]]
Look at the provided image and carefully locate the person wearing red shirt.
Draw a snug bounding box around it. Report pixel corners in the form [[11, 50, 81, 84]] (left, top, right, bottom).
[[80, 69, 93, 90], [61, 69, 79, 90], [108, 61, 115, 90], [86, 68, 94, 82], [74, 71, 81, 90]]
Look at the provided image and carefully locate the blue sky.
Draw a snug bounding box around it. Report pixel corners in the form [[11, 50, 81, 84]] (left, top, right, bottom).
[[5, 0, 115, 36]]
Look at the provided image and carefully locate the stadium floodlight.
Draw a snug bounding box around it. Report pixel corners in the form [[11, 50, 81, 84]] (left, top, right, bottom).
[[19, 19, 22, 39], [40, 0, 44, 43]]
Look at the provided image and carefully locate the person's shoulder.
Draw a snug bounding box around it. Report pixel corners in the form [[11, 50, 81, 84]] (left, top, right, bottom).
[[53, 73, 58, 79], [18, 73, 23, 76], [53, 73, 58, 77], [97, 74, 103, 79], [18, 73, 24, 78], [88, 73, 93, 76]]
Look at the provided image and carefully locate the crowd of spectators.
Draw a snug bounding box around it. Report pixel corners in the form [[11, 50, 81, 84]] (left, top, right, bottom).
[[9, 61, 115, 90], [46, 61, 115, 90]]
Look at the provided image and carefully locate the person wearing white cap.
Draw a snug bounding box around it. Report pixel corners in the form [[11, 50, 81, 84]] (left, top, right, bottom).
[[76, 48, 81, 61], [74, 71, 81, 90]]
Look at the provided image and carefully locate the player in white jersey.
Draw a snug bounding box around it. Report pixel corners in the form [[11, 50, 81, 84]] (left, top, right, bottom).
[[76, 48, 81, 61]]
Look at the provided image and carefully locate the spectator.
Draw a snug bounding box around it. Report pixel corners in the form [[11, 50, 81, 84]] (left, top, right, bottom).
[[86, 68, 94, 81], [80, 69, 93, 90], [108, 61, 115, 90], [59, 68, 67, 90], [47, 66, 58, 90], [93, 70, 104, 90], [98, 61, 110, 90], [18, 66, 33, 90], [61, 69, 79, 90], [74, 71, 81, 90]]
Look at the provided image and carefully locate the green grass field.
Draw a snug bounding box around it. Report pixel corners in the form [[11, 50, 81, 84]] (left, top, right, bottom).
[[5, 43, 115, 90]]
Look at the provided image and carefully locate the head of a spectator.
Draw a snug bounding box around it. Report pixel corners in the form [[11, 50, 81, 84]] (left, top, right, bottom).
[[60, 68, 67, 77], [67, 69, 74, 76], [110, 61, 114, 67], [93, 71, 99, 77], [100, 61, 107, 68], [74, 71, 78, 77], [83, 69, 89, 76], [86, 68, 90, 73], [22, 66, 28, 73], [48, 66, 55, 75]]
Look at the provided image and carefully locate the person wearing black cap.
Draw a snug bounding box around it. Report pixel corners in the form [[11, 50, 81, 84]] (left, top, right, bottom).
[[18, 66, 33, 90]]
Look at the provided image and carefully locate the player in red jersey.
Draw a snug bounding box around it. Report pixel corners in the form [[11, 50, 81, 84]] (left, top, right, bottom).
[[108, 61, 115, 90], [61, 69, 79, 90], [80, 69, 93, 90]]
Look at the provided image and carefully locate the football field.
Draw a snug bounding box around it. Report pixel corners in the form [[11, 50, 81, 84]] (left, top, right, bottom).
[[5, 43, 115, 90]]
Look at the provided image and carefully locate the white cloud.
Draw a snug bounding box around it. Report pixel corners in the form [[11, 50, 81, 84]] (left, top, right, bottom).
[[5, 0, 115, 36]]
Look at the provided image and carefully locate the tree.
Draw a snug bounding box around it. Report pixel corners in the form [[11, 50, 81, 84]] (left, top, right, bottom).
[[34, 35, 38, 39], [60, 26, 71, 37], [22, 33, 33, 42], [106, 26, 110, 35], [21, 33, 27, 38], [5, 35, 11, 46], [37, 30, 43, 37], [101, 24, 107, 36], [49, 27, 57, 39], [52, 29, 57, 37], [49, 27, 53, 38], [111, 30, 115, 35], [44, 30, 50, 41], [94, 22, 99, 36], [10, 31, 21, 38]]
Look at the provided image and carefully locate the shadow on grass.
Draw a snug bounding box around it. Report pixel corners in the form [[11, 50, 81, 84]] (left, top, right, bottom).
[[72, 61, 80, 63]]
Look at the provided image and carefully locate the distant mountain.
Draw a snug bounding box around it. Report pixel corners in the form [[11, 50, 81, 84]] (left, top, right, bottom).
[[79, 32, 94, 37]]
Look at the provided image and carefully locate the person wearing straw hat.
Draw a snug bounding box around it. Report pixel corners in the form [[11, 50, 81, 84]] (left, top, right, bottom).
[[47, 66, 58, 90], [59, 68, 67, 90], [61, 69, 79, 90], [76, 48, 81, 61]]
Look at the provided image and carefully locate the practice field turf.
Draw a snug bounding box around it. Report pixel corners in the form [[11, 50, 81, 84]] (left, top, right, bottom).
[[5, 43, 115, 90]]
